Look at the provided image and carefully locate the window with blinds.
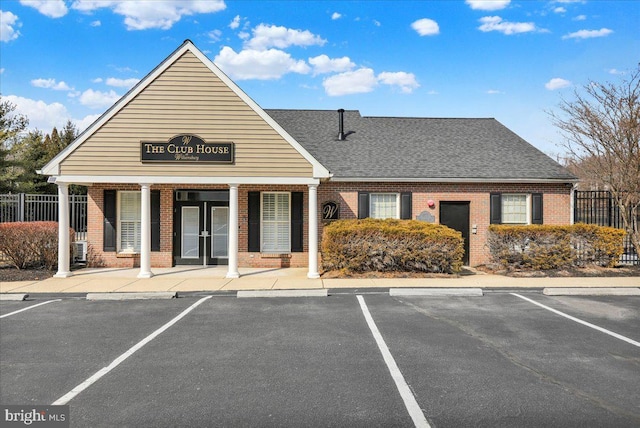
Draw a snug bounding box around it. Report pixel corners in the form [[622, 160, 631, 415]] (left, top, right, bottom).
[[370, 193, 399, 219], [502, 194, 528, 224], [118, 191, 141, 252], [262, 192, 290, 253]]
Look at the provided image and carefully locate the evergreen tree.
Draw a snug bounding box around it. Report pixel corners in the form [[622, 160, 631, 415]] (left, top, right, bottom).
[[60, 120, 78, 148], [11, 130, 57, 194], [0, 97, 29, 193]]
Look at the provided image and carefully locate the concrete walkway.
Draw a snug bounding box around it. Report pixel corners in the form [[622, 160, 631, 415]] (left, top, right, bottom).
[[1, 266, 638, 294]]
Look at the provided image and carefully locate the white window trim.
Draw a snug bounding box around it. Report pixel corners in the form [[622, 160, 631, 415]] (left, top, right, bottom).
[[370, 193, 400, 219], [260, 192, 291, 253], [117, 190, 141, 253], [501, 193, 531, 225]]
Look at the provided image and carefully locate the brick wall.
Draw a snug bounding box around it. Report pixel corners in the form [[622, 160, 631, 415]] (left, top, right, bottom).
[[317, 182, 572, 266], [86, 181, 571, 269]]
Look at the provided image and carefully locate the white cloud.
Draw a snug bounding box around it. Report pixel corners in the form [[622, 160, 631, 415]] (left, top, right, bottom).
[[323, 68, 378, 96], [562, 28, 613, 40], [545, 77, 571, 90], [105, 77, 140, 88], [244, 24, 326, 50], [308, 55, 355, 75], [20, 0, 68, 18], [31, 78, 72, 91], [0, 68, 4, 74], [411, 18, 440, 36], [573, 15, 587, 21], [478, 16, 537, 35], [78, 88, 121, 109], [229, 15, 240, 29], [608, 68, 625, 75], [71, 0, 226, 30], [92, 78, 103, 83], [207, 29, 222, 42], [214, 46, 310, 80], [0, 10, 21, 42], [486, 89, 504, 94], [331, 12, 342, 20], [5, 95, 101, 133], [5, 95, 69, 131], [466, 0, 510, 11], [378, 72, 420, 93], [553, 7, 567, 13], [90, 20, 101, 27]]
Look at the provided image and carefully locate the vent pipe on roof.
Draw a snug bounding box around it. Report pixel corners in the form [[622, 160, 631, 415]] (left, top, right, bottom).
[[337, 108, 355, 140], [337, 109, 345, 140]]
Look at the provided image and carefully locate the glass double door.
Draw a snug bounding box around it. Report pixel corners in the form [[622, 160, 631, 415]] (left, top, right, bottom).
[[175, 202, 229, 265]]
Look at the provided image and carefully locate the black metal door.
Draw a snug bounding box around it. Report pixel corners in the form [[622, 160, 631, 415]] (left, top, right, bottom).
[[440, 202, 470, 265]]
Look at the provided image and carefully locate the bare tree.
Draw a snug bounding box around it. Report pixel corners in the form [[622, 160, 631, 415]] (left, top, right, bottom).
[[550, 65, 640, 256]]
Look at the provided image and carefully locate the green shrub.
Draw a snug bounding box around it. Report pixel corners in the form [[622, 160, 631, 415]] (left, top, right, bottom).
[[0, 222, 74, 270], [321, 218, 464, 274], [488, 224, 625, 270]]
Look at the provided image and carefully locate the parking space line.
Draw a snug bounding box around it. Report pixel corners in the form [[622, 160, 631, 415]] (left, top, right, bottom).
[[511, 293, 640, 348], [0, 299, 62, 319], [52, 296, 212, 405], [356, 295, 431, 428]]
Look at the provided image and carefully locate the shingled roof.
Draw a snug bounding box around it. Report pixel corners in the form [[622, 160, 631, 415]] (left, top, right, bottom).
[[266, 109, 577, 182]]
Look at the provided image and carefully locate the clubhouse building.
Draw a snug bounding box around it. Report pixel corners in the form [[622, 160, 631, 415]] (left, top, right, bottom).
[[41, 40, 577, 279]]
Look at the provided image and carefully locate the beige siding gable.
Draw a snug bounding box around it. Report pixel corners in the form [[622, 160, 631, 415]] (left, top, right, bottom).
[[59, 50, 314, 178]]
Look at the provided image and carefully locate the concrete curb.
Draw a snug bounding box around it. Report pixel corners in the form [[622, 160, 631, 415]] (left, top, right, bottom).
[[86, 292, 177, 300], [237, 289, 329, 298], [390, 288, 483, 297], [0, 294, 29, 301], [543, 287, 640, 296]]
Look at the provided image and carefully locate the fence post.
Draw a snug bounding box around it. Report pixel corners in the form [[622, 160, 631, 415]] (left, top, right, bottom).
[[70, 194, 75, 230], [18, 193, 25, 222]]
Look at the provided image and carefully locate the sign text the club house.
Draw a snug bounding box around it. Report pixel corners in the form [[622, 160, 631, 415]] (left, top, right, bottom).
[[141, 134, 234, 163]]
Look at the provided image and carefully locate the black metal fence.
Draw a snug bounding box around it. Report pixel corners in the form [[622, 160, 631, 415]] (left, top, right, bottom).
[[574, 190, 638, 265], [0, 193, 87, 241]]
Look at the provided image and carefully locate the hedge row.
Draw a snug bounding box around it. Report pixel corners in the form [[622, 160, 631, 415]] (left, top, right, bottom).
[[0, 222, 74, 270], [487, 224, 625, 270], [322, 219, 464, 274]]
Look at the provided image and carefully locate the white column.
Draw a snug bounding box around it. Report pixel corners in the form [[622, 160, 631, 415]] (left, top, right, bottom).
[[137, 183, 153, 278], [226, 184, 240, 278], [307, 184, 320, 279], [54, 182, 72, 278]]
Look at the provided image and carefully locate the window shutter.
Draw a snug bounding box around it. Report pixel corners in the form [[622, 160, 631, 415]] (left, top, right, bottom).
[[358, 192, 370, 219], [531, 193, 543, 224], [103, 190, 116, 252], [248, 191, 260, 252], [151, 190, 160, 251], [400, 192, 412, 219], [490, 193, 502, 224], [291, 192, 303, 252]]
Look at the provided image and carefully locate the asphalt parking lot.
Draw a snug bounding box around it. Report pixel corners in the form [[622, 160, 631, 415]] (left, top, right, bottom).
[[1, 290, 639, 427]]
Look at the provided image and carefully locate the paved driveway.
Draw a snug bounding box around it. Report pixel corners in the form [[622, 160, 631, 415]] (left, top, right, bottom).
[[1, 291, 639, 427]]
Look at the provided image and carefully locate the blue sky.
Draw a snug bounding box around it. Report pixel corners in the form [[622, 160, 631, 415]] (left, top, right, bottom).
[[1, 0, 638, 156]]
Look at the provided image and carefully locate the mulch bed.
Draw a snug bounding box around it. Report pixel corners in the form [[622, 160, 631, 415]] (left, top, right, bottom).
[[476, 264, 640, 278], [0, 265, 55, 282]]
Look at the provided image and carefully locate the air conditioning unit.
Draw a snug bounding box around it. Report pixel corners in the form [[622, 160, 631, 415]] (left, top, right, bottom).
[[74, 241, 87, 263]]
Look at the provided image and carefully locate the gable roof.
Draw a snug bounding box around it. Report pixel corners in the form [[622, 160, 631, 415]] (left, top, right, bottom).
[[41, 40, 330, 179], [266, 109, 577, 182]]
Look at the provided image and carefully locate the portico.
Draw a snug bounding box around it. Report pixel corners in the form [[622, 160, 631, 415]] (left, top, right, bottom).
[[53, 179, 321, 280]]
